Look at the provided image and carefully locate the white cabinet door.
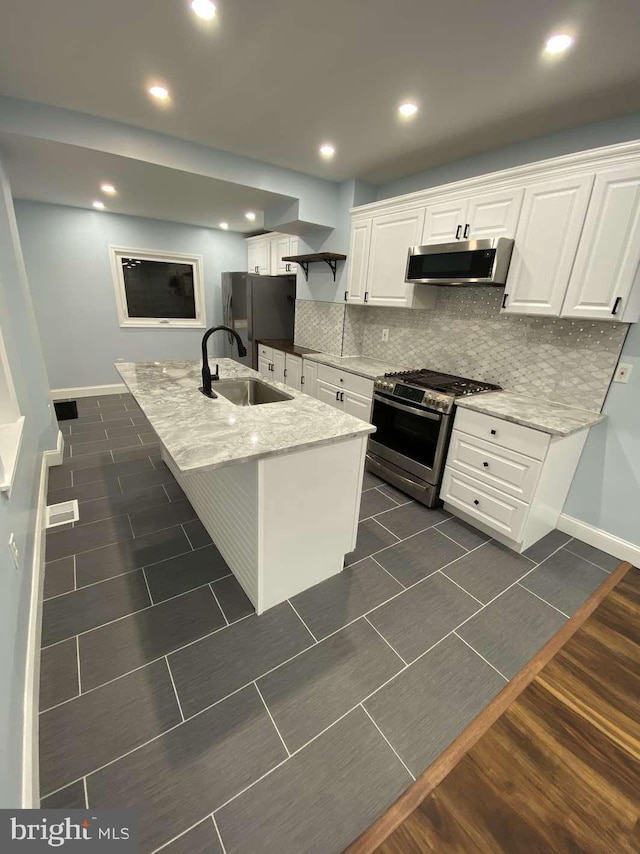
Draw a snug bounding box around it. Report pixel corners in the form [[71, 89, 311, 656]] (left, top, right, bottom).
[[561, 164, 640, 321], [502, 174, 594, 316], [257, 355, 272, 378], [366, 209, 426, 307], [466, 187, 524, 240], [422, 199, 468, 244], [286, 237, 298, 276], [346, 219, 371, 303], [271, 235, 291, 276], [316, 379, 342, 410], [272, 349, 286, 384], [247, 238, 271, 275], [285, 354, 302, 391], [301, 358, 318, 397], [342, 389, 372, 422]]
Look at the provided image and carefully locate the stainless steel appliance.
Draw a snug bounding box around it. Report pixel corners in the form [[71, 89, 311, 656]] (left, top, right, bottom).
[[221, 272, 296, 369], [406, 237, 514, 285], [367, 369, 501, 507]]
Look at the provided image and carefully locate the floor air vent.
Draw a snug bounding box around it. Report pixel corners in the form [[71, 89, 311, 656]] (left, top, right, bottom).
[[46, 500, 79, 529]]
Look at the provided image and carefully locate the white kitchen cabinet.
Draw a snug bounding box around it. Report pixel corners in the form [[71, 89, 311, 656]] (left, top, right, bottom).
[[301, 358, 317, 397], [257, 354, 272, 378], [561, 164, 640, 321], [342, 388, 372, 420], [501, 174, 594, 316], [363, 209, 436, 309], [286, 237, 299, 275], [316, 378, 343, 410], [421, 199, 468, 244], [466, 187, 524, 240], [247, 237, 271, 276], [271, 235, 291, 276], [284, 354, 302, 391], [421, 187, 523, 244], [272, 348, 286, 384], [441, 407, 589, 553], [346, 219, 371, 303]]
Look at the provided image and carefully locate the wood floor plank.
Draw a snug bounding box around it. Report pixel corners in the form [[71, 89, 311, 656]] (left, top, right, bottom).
[[350, 564, 639, 853]]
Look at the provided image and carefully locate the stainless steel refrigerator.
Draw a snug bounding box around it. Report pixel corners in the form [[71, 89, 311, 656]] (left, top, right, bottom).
[[221, 272, 296, 369]]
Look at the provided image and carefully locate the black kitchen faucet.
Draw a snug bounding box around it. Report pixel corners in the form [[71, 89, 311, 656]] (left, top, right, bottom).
[[200, 325, 247, 398]]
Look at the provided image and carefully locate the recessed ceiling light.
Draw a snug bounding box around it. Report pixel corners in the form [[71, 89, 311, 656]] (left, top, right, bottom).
[[101, 183, 116, 194], [191, 0, 216, 19], [319, 143, 335, 159], [545, 33, 574, 54], [399, 102, 418, 118], [148, 85, 170, 101], [245, 211, 256, 221], [219, 222, 229, 230], [92, 201, 105, 210]]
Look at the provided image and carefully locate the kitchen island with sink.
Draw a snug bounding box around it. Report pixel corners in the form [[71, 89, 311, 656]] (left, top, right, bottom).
[[116, 359, 375, 613]]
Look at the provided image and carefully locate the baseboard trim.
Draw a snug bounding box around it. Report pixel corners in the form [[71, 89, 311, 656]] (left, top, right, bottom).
[[50, 383, 126, 400], [558, 513, 640, 566]]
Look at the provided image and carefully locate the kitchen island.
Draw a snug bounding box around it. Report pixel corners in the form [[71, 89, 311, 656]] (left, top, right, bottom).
[[116, 359, 375, 613]]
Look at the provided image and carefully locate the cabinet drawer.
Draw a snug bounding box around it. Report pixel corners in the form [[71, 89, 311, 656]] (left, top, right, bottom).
[[258, 344, 273, 360], [317, 363, 374, 399], [441, 467, 529, 542], [447, 430, 541, 503], [454, 407, 549, 461]]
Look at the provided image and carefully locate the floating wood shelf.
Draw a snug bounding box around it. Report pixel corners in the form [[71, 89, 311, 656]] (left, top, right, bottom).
[[282, 252, 347, 282]]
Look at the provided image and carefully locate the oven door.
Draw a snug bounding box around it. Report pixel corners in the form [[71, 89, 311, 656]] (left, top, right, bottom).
[[369, 393, 451, 485]]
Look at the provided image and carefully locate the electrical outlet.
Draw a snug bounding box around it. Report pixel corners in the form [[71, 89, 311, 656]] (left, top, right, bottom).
[[9, 534, 20, 570], [381, 328, 389, 342], [613, 362, 633, 383]]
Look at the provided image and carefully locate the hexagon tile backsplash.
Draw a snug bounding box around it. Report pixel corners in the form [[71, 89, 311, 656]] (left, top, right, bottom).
[[295, 290, 629, 411]]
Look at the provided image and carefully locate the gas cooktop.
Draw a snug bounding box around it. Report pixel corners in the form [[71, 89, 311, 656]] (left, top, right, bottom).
[[383, 369, 501, 397]]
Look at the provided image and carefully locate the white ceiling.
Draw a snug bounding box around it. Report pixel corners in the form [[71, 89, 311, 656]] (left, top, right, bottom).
[[0, 133, 290, 232], [0, 0, 639, 185]]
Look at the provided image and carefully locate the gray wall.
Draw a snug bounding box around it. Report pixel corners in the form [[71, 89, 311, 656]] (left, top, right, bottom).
[[0, 160, 58, 805], [15, 201, 247, 390], [377, 111, 640, 200], [563, 324, 640, 544]]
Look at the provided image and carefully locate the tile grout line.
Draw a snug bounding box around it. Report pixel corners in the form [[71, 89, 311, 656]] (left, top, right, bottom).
[[161, 483, 172, 503], [141, 567, 154, 607], [364, 616, 408, 667], [432, 523, 477, 551], [181, 523, 195, 551], [563, 546, 614, 575], [368, 516, 402, 542], [211, 815, 228, 854], [209, 583, 229, 626], [254, 681, 290, 757], [360, 704, 416, 781], [75, 635, 82, 695], [83, 777, 89, 809], [347, 515, 469, 569], [287, 600, 318, 643], [165, 657, 186, 723], [453, 631, 510, 682], [373, 485, 403, 506], [438, 570, 485, 606], [515, 582, 570, 618], [370, 555, 406, 589], [73, 555, 77, 592]]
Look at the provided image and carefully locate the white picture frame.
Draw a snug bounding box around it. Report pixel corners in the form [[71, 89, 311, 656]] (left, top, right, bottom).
[[109, 245, 206, 329]]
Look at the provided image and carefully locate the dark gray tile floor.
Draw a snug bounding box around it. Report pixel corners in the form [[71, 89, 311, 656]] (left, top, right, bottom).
[[39, 394, 622, 853]]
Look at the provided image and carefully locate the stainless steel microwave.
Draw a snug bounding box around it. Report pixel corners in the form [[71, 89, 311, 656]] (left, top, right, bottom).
[[405, 237, 514, 286]]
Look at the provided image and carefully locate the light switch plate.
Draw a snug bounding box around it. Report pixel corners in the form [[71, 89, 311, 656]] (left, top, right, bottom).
[[381, 328, 389, 342], [613, 363, 633, 383]]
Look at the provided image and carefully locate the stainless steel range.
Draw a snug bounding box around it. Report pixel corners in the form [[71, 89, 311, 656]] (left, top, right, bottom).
[[367, 369, 501, 508]]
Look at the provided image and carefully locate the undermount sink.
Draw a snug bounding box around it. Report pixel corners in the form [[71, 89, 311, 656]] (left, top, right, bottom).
[[213, 378, 294, 406]]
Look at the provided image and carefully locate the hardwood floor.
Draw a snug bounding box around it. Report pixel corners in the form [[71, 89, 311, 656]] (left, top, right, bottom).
[[370, 566, 640, 853]]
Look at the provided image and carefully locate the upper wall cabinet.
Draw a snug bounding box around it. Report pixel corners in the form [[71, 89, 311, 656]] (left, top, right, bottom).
[[422, 188, 523, 244], [561, 164, 640, 321], [246, 233, 296, 276], [348, 209, 436, 309], [501, 174, 594, 316]]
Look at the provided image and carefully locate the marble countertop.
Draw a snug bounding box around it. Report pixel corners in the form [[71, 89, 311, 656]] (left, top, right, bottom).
[[116, 359, 375, 474], [455, 391, 605, 436], [302, 352, 409, 380]]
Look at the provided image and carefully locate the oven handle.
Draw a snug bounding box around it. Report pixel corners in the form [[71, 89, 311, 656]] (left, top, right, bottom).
[[373, 392, 442, 421], [366, 453, 431, 491]]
